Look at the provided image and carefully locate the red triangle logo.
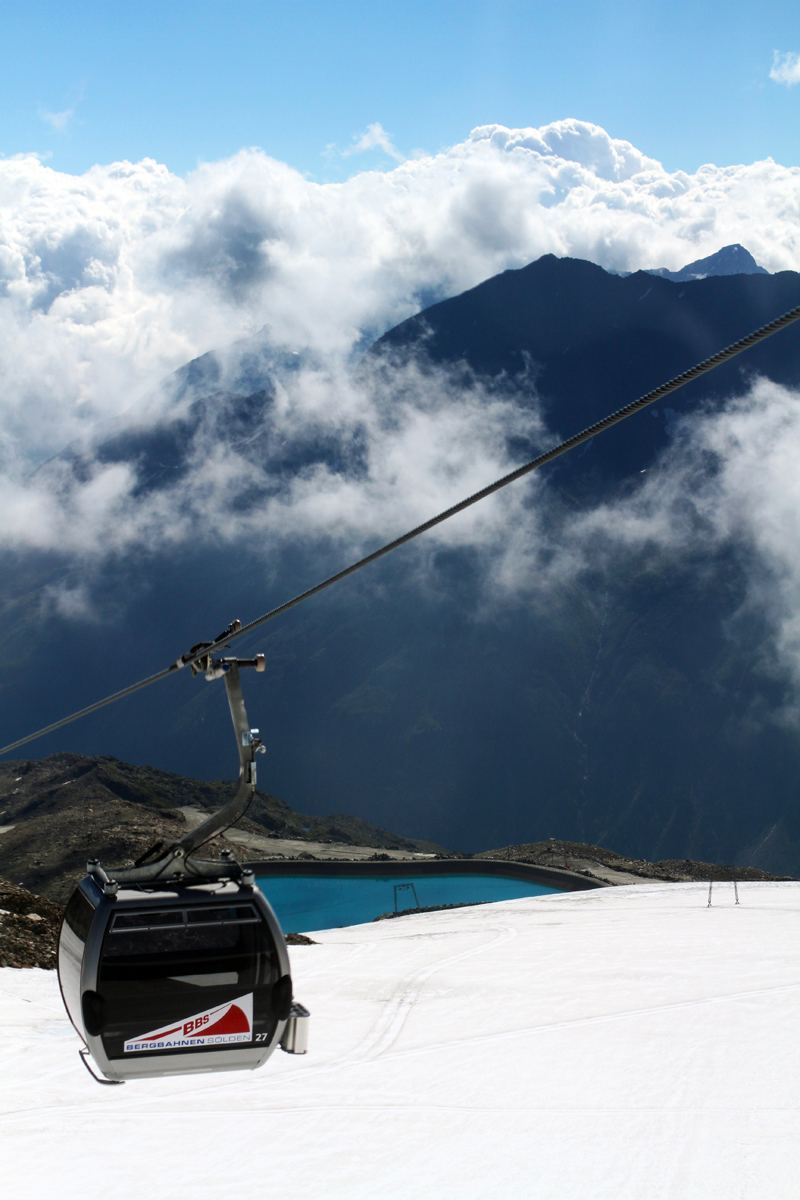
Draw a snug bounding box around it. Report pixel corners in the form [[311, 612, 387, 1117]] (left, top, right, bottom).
[[199, 1003, 250, 1038]]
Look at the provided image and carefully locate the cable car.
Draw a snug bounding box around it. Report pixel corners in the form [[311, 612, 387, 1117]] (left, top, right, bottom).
[[57, 647, 309, 1082], [57, 874, 305, 1081], [10, 304, 800, 1081]]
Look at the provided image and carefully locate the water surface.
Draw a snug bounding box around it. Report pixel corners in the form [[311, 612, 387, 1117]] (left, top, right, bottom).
[[256, 872, 558, 933]]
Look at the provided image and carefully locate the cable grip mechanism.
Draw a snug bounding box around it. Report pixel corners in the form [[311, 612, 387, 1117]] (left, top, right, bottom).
[[88, 634, 268, 885]]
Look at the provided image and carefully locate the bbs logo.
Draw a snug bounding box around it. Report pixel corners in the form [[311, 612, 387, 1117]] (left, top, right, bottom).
[[184, 1013, 211, 1036]]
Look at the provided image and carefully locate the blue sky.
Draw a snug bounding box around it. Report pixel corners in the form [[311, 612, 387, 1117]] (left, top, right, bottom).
[[2, 0, 800, 178]]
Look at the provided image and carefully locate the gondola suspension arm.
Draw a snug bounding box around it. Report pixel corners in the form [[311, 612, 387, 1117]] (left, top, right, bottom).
[[91, 653, 267, 887], [176, 655, 267, 858]]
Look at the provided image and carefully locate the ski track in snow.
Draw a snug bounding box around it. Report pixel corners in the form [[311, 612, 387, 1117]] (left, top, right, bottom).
[[348, 923, 519, 1063]]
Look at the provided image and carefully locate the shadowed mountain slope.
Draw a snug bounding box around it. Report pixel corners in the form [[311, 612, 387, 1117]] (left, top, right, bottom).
[[370, 252, 800, 494], [0, 753, 445, 903]]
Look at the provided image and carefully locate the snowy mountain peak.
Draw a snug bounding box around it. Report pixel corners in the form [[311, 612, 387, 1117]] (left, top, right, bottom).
[[646, 243, 768, 283]]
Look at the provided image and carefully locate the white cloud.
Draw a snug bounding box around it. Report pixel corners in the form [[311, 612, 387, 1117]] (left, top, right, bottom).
[[770, 51, 800, 86], [2, 116, 799, 471], [0, 352, 548, 563], [42, 581, 99, 621], [2, 117, 800, 690], [342, 122, 405, 161], [561, 378, 800, 708], [40, 107, 74, 132]]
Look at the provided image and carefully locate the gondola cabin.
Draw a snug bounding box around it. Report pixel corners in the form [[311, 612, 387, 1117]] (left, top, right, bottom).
[[58, 874, 304, 1082]]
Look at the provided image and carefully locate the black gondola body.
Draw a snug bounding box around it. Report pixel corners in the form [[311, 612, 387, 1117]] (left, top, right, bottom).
[[58, 875, 294, 1080], [56, 650, 309, 1082]]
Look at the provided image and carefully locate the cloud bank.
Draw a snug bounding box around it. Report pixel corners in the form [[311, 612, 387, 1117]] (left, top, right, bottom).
[[3, 353, 548, 562], [2, 118, 800, 699], [3, 116, 800, 466]]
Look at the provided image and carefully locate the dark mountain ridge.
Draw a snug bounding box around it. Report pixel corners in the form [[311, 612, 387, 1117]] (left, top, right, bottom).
[[370, 252, 800, 495]]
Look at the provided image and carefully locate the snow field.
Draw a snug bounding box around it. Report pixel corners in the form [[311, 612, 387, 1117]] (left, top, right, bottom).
[[1, 881, 798, 1199]]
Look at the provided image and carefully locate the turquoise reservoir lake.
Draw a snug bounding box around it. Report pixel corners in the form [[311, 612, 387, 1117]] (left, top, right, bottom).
[[256, 872, 559, 933]]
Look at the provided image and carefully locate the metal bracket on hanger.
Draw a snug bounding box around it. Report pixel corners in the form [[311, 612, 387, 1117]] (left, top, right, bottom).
[[79, 1046, 124, 1085], [91, 636, 267, 886]]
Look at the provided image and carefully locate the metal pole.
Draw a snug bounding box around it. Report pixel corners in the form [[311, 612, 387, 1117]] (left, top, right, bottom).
[[734, 880, 740, 905], [707, 881, 713, 907]]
